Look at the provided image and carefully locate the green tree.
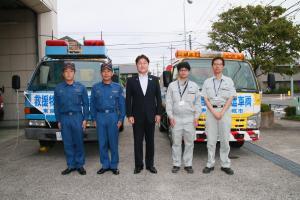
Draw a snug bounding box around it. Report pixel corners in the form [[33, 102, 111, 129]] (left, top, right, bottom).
[[207, 5, 300, 76]]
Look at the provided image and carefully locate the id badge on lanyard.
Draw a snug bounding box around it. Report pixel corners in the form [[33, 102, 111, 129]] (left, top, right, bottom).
[[178, 80, 188, 106]]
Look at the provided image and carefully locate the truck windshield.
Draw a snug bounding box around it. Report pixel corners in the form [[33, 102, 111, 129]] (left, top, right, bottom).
[[183, 59, 258, 92], [28, 60, 103, 91]]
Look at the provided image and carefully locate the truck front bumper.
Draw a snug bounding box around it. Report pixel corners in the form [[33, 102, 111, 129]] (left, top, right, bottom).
[[25, 127, 98, 141], [195, 129, 260, 142]]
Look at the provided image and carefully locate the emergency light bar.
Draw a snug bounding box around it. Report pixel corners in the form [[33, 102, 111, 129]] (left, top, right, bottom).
[[82, 40, 106, 55], [45, 39, 108, 58], [175, 50, 245, 60], [46, 40, 69, 55], [84, 40, 105, 46]]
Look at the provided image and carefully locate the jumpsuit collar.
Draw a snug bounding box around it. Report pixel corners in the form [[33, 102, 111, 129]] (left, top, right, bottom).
[[213, 74, 224, 81]]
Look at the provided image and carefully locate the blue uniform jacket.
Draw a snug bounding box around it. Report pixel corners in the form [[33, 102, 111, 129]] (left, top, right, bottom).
[[90, 82, 125, 122], [54, 81, 89, 122]]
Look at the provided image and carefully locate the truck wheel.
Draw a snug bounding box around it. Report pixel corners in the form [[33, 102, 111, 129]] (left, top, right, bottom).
[[230, 141, 244, 148], [119, 124, 124, 132], [159, 123, 168, 132], [39, 140, 55, 148], [0, 111, 4, 121]]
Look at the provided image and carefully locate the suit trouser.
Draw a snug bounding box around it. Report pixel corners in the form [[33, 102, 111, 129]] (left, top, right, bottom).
[[171, 116, 195, 167], [61, 112, 85, 169], [132, 117, 155, 168], [96, 112, 119, 170], [206, 108, 231, 168]]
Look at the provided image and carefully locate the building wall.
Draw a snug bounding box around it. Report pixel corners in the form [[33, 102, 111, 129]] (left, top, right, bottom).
[[0, 8, 37, 120], [0, 0, 57, 120]]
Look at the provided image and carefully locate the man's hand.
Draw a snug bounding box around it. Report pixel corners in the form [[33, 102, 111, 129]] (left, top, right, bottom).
[[117, 121, 122, 129], [128, 116, 135, 124], [155, 115, 161, 124], [169, 118, 176, 128], [193, 118, 199, 128], [58, 122, 61, 130], [82, 120, 87, 131], [93, 121, 97, 128]]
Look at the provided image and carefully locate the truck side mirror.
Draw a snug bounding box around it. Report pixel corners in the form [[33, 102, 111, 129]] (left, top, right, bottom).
[[163, 71, 172, 87], [12, 75, 21, 90]]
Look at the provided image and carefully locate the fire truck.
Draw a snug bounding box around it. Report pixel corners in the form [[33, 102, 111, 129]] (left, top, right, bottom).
[[16, 39, 121, 149], [160, 50, 261, 147]]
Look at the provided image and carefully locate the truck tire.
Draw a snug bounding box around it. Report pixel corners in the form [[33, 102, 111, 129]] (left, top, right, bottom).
[[159, 123, 168, 132], [39, 140, 56, 148], [230, 141, 244, 148], [119, 124, 124, 132]]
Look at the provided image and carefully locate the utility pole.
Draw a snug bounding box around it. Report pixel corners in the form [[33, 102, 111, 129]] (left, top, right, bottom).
[[291, 64, 294, 97], [168, 44, 176, 65], [160, 55, 167, 70], [189, 34, 192, 50]]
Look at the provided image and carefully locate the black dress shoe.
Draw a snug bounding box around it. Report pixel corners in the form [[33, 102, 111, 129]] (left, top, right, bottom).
[[146, 166, 157, 174], [202, 167, 214, 174], [221, 167, 234, 175], [111, 169, 120, 175], [77, 167, 86, 175], [172, 166, 180, 173], [184, 166, 194, 174], [61, 168, 76, 175], [97, 168, 110, 175], [134, 167, 143, 174]]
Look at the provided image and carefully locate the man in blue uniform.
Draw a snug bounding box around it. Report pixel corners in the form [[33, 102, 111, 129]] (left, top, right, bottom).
[[54, 62, 89, 175], [90, 63, 125, 175]]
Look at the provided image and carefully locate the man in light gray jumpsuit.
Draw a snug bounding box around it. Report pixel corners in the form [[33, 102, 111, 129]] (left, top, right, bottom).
[[202, 57, 236, 175], [166, 62, 201, 174]]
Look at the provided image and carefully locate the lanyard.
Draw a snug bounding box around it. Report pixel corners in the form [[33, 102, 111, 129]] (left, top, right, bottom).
[[213, 79, 223, 97], [177, 80, 189, 100]]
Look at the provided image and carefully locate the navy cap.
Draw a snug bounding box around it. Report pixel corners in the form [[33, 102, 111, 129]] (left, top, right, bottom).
[[101, 63, 113, 71], [63, 62, 75, 72]]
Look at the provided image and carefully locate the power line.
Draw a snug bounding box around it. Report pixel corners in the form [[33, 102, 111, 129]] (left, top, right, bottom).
[[284, 7, 300, 17], [267, 0, 277, 6], [106, 40, 185, 47], [108, 43, 184, 51]]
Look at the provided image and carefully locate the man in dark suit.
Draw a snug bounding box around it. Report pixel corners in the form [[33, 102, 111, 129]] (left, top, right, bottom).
[[126, 54, 162, 174]]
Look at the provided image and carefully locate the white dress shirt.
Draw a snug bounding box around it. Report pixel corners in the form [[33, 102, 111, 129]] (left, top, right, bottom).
[[139, 73, 148, 96]]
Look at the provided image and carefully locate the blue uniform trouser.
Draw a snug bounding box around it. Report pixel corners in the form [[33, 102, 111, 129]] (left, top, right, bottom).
[[60, 112, 85, 169], [96, 112, 119, 169]]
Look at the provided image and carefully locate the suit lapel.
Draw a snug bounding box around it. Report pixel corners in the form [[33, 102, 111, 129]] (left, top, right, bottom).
[[145, 76, 153, 97], [135, 76, 144, 96]]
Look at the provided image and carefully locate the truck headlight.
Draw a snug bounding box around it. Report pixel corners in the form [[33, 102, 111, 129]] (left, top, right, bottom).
[[29, 120, 46, 127], [0, 102, 3, 108], [86, 120, 95, 128], [247, 113, 261, 129]]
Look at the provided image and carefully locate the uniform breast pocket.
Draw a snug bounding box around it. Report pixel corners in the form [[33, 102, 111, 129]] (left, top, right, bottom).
[[111, 92, 119, 104], [187, 90, 196, 102], [75, 91, 82, 104], [206, 87, 215, 98], [220, 86, 231, 99]]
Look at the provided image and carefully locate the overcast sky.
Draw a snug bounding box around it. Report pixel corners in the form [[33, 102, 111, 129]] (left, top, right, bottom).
[[57, 0, 300, 74]]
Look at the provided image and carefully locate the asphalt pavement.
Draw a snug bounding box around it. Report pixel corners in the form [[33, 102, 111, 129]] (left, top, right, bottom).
[[0, 122, 299, 200]]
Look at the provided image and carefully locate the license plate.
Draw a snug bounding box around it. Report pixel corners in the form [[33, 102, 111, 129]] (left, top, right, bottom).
[[56, 132, 62, 141]]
